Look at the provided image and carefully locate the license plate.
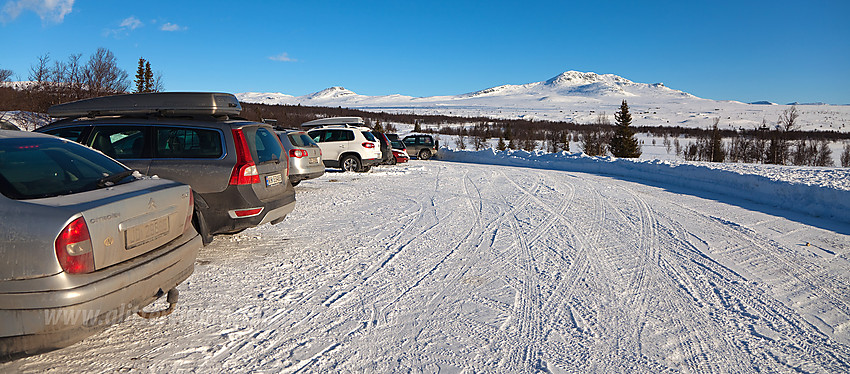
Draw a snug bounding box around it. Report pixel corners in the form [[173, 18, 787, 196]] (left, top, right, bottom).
[[266, 173, 283, 187], [308, 157, 319, 165], [125, 216, 170, 249]]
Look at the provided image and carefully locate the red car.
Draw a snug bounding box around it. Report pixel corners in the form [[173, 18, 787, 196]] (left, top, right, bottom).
[[390, 139, 410, 164]]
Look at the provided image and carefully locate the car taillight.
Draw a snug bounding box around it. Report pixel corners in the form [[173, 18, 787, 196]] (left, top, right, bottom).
[[362, 142, 375, 149], [184, 190, 195, 234], [229, 129, 260, 185], [55, 217, 94, 274], [289, 149, 308, 158]]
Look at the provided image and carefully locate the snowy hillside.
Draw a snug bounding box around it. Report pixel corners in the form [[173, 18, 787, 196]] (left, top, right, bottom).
[[238, 71, 850, 132]]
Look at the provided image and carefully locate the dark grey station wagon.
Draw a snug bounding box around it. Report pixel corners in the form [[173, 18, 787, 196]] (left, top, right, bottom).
[[37, 92, 296, 245]]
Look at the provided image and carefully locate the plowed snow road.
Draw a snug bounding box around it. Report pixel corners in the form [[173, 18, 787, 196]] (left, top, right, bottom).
[[6, 161, 850, 373]]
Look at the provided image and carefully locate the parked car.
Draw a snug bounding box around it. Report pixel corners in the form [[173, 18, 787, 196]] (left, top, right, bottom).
[[389, 139, 410, 164], [307, 125, 382, 172], [0, 130, 202, 360], [37, 92, 296, 245], [276, 130, 324, 186], [403, 134, 439, 160], [372, 131, 393, 165]]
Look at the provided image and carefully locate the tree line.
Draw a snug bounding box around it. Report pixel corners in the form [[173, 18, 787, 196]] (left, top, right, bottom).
[[244, 101, 850, 167], [0, 48, 161, 117]]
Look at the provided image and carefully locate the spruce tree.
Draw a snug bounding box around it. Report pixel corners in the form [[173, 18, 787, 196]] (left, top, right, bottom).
[[841, 143, 850, 168], [496, 137, 507, 151], [143, 61, 154, 92], [560, 130, 570, 152], [710, 118, 725, 162], [609, 100, 642, 158], [134, 58, 146, 93]]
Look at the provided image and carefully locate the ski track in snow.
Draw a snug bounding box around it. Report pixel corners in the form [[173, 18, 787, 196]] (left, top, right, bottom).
[[4, 161, 850, 373]]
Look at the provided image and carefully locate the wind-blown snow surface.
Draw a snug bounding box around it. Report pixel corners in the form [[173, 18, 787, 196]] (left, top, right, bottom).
[[238, 71, 850, 132], [439, 148, 850, 225], [4, 160, 850, 373]]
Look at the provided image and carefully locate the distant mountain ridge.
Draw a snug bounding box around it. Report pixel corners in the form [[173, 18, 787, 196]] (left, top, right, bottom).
[[237, 71, 850, 132]]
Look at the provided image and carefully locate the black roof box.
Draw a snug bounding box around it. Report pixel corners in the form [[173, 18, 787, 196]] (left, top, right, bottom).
[[48, 92, 242, 118]]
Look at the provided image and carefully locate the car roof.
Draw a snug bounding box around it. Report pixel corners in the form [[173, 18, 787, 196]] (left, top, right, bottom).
[[0, 129, 60, 140]]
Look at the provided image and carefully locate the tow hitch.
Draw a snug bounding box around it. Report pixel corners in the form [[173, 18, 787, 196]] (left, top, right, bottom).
[[138, 289, 179, 319]]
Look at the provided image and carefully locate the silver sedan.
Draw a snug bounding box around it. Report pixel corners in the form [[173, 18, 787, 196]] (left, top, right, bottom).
[[277, 130, 324, 186], [0, 130, 201, 360]]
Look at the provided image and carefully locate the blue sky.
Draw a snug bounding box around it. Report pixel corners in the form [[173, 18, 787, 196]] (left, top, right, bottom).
[[2, 0, 849, 104]]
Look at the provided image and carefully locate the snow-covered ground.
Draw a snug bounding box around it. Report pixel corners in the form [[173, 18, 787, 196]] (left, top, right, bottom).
[[439, 147, 850, 224], [4, 152, 849, 372]]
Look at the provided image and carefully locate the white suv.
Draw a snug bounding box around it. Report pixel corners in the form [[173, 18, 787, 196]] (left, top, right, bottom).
[[307, 125, 382, 172]]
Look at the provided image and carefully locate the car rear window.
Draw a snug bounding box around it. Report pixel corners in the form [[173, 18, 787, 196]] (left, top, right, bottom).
[[0, 137, 128, 199], [245, 127, 282, 164], [391, 140, 405, 149], [155, 127, 223, 158], [362, 131, 377, 142], [288, 133, 318, 147]]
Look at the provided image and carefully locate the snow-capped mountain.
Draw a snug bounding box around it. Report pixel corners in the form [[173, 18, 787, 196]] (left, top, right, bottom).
[[304, 86, 359, 100], [458, 71, 695, 99], [237, 71, 850, 132]]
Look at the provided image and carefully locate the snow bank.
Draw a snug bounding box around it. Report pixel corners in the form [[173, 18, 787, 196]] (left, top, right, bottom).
[[438, 148, 850, 224]]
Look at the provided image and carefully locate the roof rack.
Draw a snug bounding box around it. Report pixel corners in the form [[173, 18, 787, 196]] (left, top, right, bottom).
[[316, 124, 360, 128], [300, 116, 364, 129], [47, 92, 242, 118]]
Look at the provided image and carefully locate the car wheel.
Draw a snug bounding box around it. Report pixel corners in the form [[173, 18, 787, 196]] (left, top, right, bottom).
[[388, 157, 397, 165], [290, 179, 300, 187], [419, 149, 432, 160], [358, 165, 371, 173], [341, 155, 361, 172]]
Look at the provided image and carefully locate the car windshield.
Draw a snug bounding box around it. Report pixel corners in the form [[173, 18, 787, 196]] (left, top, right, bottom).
[[361, 131, 377, 142], [288, 133, 318, 147], [391, 140, 405, 149], [0, 137, 130, 199]]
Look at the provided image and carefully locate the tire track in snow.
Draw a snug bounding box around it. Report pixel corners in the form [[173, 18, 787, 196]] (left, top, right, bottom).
[[638, 188, 850, 372]]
